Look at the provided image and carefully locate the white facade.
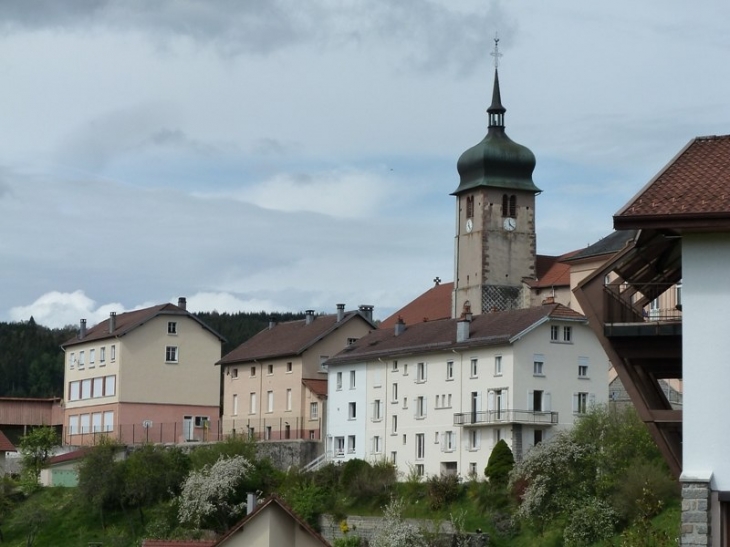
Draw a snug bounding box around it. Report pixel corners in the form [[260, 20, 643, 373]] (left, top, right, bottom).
[[326, 362, 367, 461], [681, 233, 730, 490], [328, 315, 608, 479]]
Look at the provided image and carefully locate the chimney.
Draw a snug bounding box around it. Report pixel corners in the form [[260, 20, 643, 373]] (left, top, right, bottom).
[[178, 297, 187, 310], [336, 303, 345, 322], [305, 310, 315, 325], [456, 301, 472, 343], [394, 317, 406, 336], [79, 319, 87, 340], [358, 305, 374, 323], [246, 492, 257, 515], [268, 320, 276, 330], [109, 312, 117, 334]]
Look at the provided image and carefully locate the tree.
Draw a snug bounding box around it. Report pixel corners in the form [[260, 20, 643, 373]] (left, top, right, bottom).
[[18, 426, 59, 484], [485, 439, 515, 487], [370, 498, 427, 547], [178, 455, 251, 532], [77, 438, 125, 528]]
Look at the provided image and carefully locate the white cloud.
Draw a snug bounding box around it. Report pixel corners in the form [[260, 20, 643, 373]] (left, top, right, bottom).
[[185, 292, 287, 315], [8, 291, 125, 329]]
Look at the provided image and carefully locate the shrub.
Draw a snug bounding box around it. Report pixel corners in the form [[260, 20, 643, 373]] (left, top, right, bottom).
[[563, 497, 617, 546], [612, 462, 679, 525], [426, 473, 461, 510], [281, 481, 328, 531], [485, 439, 514, 487]]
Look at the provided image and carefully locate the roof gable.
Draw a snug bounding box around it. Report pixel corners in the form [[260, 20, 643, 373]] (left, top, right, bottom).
[[0, 430, 16, 452], [380, 282, 453, 328], [62, 303, 225, 348], [218, 311, 375, 365]]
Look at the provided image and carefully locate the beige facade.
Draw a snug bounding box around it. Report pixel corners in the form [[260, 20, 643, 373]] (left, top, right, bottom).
[[219, 309, 374, 441], [62, 302, 223, 445]]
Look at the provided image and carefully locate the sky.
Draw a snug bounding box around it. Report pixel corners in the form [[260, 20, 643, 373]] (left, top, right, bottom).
[[2, 1, 730, 328]]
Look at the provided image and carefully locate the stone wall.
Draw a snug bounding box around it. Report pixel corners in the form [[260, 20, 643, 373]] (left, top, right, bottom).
[[681, 480, 711, 546], [252, 439, 320, 470]]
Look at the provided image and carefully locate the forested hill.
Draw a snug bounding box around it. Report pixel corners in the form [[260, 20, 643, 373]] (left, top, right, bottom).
[[0, 311, 305, 398]]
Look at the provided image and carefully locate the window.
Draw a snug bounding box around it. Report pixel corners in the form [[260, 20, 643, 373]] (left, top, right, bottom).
[[69, 415, 79, 435], [415, 396, 427, 419], [93, 377, 103, 397], [444, 431, 455, 452], [470, 358, 478, 378], [80, 414, 90, 434], [466, 195, 474, 218], [168, 321, 177, 334], [434, 431, 439, 444], [194, 416, 209, 427], [436, 395, 440, 408], [286, 362, 293, 373], [469, 429, 480, 450], [319, 355, 329, 372], [494, 355, 502, 375], [232, 367, 239, 379], [574, 392, 589, 414], [494, 428, 502, 443], [335, 436, 345, 456], [249, 393, 257, 414], [403, 397, 408, 409], [78, 351, 85, 369], [446, 361, 454, 380], [267, 364, 273, 375], [349, 370, 356, 389], [391, 451, 397, 464], [99, 347, 106, 365], [578, 356, 589, 378], [69, 352, 75, 370], [509, 195, 516, 217], [403, 363, 408, 376], [402, 434, 407, 445], [373, 436, 382, 454], [392, 415, 398, 434], [550, 325, 559, 341], [110, 345, 116, 362], [415, 464, 424, 477], [415, 433, 425, 459], [267, 391, 273, 413], [469, 462, 478, 476], [165, 346, 178, 363], [336, 372, 343, 390], [265, 426, 272, 440], [416, 362, 426, 383], [310, 401, 319, 419], [286, 388, 292, 411], [391, 382, 398, 402], [447, 394, 452, 407], [232, 394, 239, 416], [392, 360, 398, 372], [250, 366, 256, 377], [563, 326, 572, 343], [502, 194, 509, 217], [89, 349, 95, 366], [534, 429, 543, 446], [69, 381, 80, 401], [81, 379, 92, 399], [533, 354, 545, 376], [372, 399, 382, 421], [104, 375, 116, 397], [532, 390, 543, 412], [348, 402, 357, 420], [103, 411, 113, 432], [347, 435, 356, 453]]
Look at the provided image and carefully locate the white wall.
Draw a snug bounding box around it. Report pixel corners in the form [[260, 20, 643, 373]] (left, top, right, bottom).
[[682, 233, 730, 489], [327, 362, 367, 461]]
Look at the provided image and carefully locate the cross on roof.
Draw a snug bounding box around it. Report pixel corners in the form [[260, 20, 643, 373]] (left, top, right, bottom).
[[490, 34, 502, 69]]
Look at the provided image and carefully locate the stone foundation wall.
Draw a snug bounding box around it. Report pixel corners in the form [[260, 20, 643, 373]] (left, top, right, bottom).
[[681, 480, 711, 546]]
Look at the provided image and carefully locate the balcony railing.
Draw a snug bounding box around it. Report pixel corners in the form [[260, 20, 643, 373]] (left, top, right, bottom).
[[603, 282, 682, 324], [453, 409, 558, 426]]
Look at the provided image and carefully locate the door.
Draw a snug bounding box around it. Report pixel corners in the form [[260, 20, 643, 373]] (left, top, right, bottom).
[[471, 392, 478, 424], [183, 416, 194, 441]]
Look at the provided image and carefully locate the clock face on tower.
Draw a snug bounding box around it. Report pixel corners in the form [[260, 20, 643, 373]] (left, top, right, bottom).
[[503, 217, 516, 231], [465, 218, 473, 233]]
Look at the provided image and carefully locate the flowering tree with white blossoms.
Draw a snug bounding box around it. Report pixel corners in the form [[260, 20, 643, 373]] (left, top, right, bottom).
[[370, 498, 427, 547], [178, 455, 251, 532]]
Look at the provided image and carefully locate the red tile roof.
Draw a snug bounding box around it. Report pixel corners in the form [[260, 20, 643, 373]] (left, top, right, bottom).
[[616, 135, 730, 229], [48, 449, 88, 465], [218, 311, 373, 365], [302, 378, 328, 398], [379, 282, 453, 328], [330, 303, 585, 366], [524, 252, 576, 289], [63, 302, 225, 348], [212, 495, 331, 546], [0, 430, 16, 452]]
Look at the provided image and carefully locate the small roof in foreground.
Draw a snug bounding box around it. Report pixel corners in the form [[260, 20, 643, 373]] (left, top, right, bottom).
[[0, 430, 16, 452], [615, 135, 730, 231], [329, 303, 585, 366]]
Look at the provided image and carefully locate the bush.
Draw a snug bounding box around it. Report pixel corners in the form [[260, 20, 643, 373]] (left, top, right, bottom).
[[563, 497, 617, 546], [426, 473, 462, 511], [612, 462, 679, 525], [485, 439, 514, 487]]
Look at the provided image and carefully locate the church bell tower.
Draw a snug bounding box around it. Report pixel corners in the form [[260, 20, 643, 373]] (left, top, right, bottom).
[[452, 38, 541, 317]]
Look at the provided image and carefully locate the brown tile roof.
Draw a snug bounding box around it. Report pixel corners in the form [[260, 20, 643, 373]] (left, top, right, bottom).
[[524, 253, 575, 289], [63, 302, 225, 348], [0, 430, 16, 452], [142, 541, 215, 547], [217, 311, 374, 365], [564, 230, 637, 262], [48, 449, 88, 465], [379, 282, 453, 328], [329, 303, 585, 366], [213, 494, 331, 546], [302, 378, 328, 398], [615, 135, 730, 230]]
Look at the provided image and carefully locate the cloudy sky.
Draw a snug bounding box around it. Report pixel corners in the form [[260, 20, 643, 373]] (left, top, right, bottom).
[[1, 1, 729, 328]]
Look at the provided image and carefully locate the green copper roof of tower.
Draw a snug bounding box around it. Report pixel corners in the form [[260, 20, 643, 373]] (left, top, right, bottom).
[[452, 69, 541, 196]]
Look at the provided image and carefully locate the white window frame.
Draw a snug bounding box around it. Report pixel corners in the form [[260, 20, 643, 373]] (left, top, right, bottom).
[[415, 433, 425, 460], [349, 370, 356, 389], [249, 392, 257, 415], [391, 382, 398, 402], [99, 347, 106, 365], [446, 360, 454, 380], [347, 435, 356, 454], [110, 344, 116, 362], [267, 391, 274, 413], [165, 346, 179, 363], [310, 401, 319, 419], [286, 388, 292, 411], [563, 326, 573, 343], [470, 358, 478, 378], [416, 362, 427, 383], [494, 355, 503, 376], [533, 354, 545, 376], [348, 402, 357, 420], [167, 321, 177, 335], [336, 372, 343, 390], [372, 399, 382, 421]]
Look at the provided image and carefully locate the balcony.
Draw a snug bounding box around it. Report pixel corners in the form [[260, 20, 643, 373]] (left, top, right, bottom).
[[453, 409, 558, 427], [602, 282, 682, 338]]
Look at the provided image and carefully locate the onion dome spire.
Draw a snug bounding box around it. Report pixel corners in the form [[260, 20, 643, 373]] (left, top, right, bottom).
[[452, 37, 540, 196]]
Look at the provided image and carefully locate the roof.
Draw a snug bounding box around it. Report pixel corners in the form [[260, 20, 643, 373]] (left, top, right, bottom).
[[0, 430, 16, 452], [63, 302, 225, 348], [524, 252, 575, 289], [48, 449, 88, 465], [615, 135, 730, 231], [328, 303, 585, 366], [217, 311, 375, 365], [564, 230, 638, 262], [379, 282, 453, 328], [213, 495, 331, 546], [302, 378, 328, 398]]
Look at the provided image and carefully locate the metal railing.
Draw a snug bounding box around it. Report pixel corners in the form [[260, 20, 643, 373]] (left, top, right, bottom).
[[603, 282, 682, 324], [453, 409, 558, 426]]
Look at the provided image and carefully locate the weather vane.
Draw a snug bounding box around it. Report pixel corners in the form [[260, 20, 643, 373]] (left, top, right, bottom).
[[490, 33, 502, 69]]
